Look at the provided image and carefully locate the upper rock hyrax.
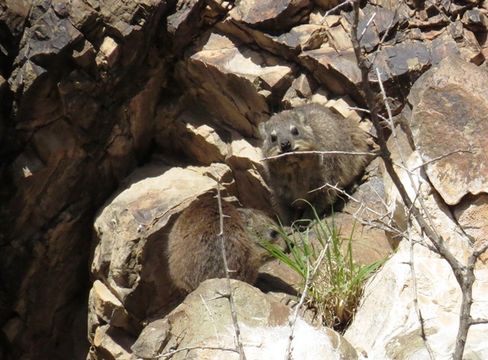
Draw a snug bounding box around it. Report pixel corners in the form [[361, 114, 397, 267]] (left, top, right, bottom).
[[167, 193, 280, 293], [259, 103, 370, 223]]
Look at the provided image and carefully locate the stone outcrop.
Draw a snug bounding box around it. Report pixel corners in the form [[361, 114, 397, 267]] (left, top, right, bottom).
[[1, 0, 488, 359], [1, 1, 167, 358], [408, 56, 488, 205], [346, 56, 488, 359], [132, 279, 358, 360]]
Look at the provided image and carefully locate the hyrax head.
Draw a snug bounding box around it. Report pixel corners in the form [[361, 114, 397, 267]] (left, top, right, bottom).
[[259, 107, 316, 157]]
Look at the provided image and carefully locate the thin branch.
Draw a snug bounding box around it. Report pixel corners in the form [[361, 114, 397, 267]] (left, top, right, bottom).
[[200, 294, 221, 342], [359, 12, 376, 42], [323, 0, 353, 18], [311, 181, 405, 237], [155, 346, 239, 358], [369, 7, 399, 65], [346, 105, 389, 122], [261, 149, 377, 162], [286, 239, 329, 360], [286, 262, 310, 360], [469, 318, 488, 326], [410, 149, 473, 171], [471, 242, 488, 261], [407, 221, 435, 360], [216, 181, 247, 360]]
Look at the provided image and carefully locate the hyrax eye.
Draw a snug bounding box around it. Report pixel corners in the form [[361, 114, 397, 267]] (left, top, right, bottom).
[[290, 126, 299, 136], [269, 229, 279, 239]]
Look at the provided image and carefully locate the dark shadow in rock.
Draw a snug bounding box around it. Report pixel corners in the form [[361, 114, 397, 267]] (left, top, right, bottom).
[[256, 273, 299, 296]]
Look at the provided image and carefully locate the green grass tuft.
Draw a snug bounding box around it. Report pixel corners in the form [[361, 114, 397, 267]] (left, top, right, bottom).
[[260, 204, 385, 332]]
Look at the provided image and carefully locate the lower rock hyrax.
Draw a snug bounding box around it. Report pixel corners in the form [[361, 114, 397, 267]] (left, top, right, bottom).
[[167, 193, 280, 293], [259, 103, 370, 223]]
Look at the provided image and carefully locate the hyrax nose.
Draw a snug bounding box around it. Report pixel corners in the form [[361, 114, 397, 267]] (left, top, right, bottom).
[[280, 140, 292, 152]]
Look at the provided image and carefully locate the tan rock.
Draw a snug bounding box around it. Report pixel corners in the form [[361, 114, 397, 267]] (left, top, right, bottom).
[[326, 25, 353, 51], [282, 73, 318, 108], [178, 32, 295, 137], [409, 56, 488, 205], [453, 194, 488, 264], [345, 231, 488, 359], [138, 279, 358, 359], [310, 88, 330, 105], [325, 96, 360, 122], [88, 281, 131, 334], [161, 109, 229, 165], [130, 319, 170, 359], [91, 163, 235, 319], [349, 107, 488, 358], [226, 137, 272, 211], [299, 45, 362, 99], [337, 172, 394, 265], [93, 325, 132, 360], [96, 36, 119, 67]]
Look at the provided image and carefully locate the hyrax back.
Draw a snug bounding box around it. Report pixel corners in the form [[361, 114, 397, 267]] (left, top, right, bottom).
[[167, 193, 279, 293], [259, 103, 370, 223]]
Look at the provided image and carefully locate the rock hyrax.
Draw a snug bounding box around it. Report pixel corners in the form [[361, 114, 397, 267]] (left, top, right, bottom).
[[259, 103, 370, 223], [167, 193, 280, 293]]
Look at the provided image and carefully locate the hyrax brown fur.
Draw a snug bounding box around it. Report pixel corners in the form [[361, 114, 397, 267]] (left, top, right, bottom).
[[167, 193, 280, 293], [259, 103, 370, 223]]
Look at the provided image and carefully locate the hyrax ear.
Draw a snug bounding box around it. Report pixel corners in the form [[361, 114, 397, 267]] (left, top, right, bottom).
[[294, 107, 308, 125]]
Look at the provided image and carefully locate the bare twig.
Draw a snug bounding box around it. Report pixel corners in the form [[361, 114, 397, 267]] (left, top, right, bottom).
[[155, 346, 239, 358], [285, 239, 330, 360], [359, 12, 376, 41], [323, 0, 353, 18], [215, 181, 247, 360], [410, 149, 473, 171], [346, 105, 389, 122], [285, 262, 310, 360], [407, 221, 435, 360], [312, 181, 406, 238], [200, 294, 221, 342], [469, 318, 488, 326], [261, 149, 377, 162]]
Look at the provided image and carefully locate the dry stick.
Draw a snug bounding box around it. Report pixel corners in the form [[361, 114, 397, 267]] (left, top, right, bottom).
[[156, 346, 239, 359], [349, 1, 488, 358], [285, 243, 330, 360], [358, 12, 376, 41], [262, 150, 377, 162], [407, 221, 436, 360], [374, 66, 441, 238], [200, 294, 222, 342], [215, 181, 247, 360], [322, 0, 353, 18], [317, 182, 406, 239], [285, 261, 310, 360], [409, 149, 473, 171]]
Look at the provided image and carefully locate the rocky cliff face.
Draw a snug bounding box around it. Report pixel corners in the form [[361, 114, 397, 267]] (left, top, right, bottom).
[[0, 1, 168, 358], [1, 0, 488, 359]]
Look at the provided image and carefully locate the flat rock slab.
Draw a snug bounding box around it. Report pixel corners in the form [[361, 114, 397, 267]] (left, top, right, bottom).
[[229, 0, 310, 31], [408, 56, 488, 205]]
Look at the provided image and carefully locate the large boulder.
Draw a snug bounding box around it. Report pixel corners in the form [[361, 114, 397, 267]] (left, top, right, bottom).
[[132, 279, 359, 360], [408, 56, 488, 206]]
